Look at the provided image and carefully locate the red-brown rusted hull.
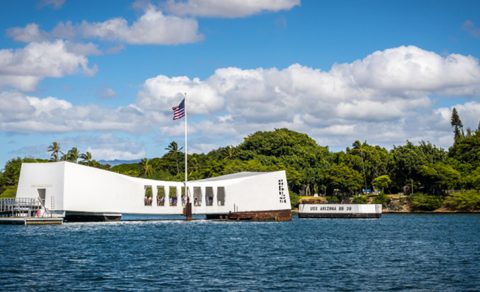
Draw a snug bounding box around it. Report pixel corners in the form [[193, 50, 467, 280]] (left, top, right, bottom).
[[207, 209, 291, 221]]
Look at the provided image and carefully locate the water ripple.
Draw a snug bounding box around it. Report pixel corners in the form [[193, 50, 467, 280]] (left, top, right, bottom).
[[0, 214, 479, 291]]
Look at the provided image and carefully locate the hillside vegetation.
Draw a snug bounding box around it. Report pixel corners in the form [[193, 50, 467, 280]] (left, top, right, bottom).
[[1, 109, 479, 211]]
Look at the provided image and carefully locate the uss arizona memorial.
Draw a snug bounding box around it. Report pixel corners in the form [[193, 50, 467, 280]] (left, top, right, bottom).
[[15, 162, 292, 221]]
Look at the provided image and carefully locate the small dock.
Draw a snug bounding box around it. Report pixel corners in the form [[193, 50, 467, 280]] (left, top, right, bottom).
[[0, 217, 64, 225], [0, 198, 64, 225]]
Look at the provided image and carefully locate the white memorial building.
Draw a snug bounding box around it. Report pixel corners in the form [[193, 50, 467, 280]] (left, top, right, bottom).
[[15, 162, 292, 221]]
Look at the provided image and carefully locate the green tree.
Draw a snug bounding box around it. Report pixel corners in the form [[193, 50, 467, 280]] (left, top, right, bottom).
[[165, 141, 183, 175], [0, 158, 48, 197], [222, 146, 237, 160], [410, 193, 443, 211], [373, 175, 392, 193], [112, 162, 141, 177], [352, 194, 368, 203], [140, 158, 154, 178], [80, 151, 93, 164], [444, 190, 480, 211], [66, 147, 80, 163], [237, 128, 332, 194], [343, 141, 390, 191], [48, 142, 62, 161], [389, 141, 445, 193], [449, 130, 480, 170], [1, 158, 24, 186], [463, 167, 480, 190], [373, 192, 391, 207], [451, 107, 464, 142], [325, 164, 363, 197], [417, 163, 460, 195]]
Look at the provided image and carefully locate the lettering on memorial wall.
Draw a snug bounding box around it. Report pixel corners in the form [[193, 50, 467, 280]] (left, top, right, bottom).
[[309, 205, 353, 211], [278, 179, 287, 203]]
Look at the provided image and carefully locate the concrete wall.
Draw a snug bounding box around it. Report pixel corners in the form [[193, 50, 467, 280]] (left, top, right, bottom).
[[222, 172, 289, 212], [299, 204, 382, 214], [16, 162, 65, 212], [16, 162, 291, 216]]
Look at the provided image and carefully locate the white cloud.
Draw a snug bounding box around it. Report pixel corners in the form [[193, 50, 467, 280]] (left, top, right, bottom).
[[2, 46, 480, 153], [166, 0, 300, 18], [138, 75, 223, 114], [9, 0, 296, 49], [132, 0, 152, 11], [100, 87, 117, 99], [88, 148, 145, 160], [463, 20, 480, 38], [41, 134, 147, 161], [80, 6, 201, 45], [52, 21, 76, 39], [0, 40, 96, 91], [335, 98, 431, 121], [65, 42, 101, 56], [343, 46, 480, 94], [39, 0, 65, 9], [7, 23, 48, 43], [8, 7, 201, 46], [0, 92, 151, 133], [189, 143, 220, 154], [9, 0, 297, 50], [436, 102, 480, 131], [27, 96, 73, 112], [134, 45, 480, 149], [0, 92, 36, 120], [84, 134, 146, 160]]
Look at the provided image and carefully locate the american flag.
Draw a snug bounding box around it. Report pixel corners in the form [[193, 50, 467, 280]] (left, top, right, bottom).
[[172, 99, 185, 120]]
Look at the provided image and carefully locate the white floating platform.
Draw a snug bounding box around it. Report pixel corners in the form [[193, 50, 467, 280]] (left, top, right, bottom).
[[298, 204, 382, 218]]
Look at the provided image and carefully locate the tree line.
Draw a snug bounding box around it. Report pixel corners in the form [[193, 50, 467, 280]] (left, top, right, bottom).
[[1, 108, 479, 210]]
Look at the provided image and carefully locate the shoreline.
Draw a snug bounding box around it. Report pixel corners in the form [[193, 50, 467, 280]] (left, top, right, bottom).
[[383, 210, 480, 214], [291, 209, 480, 214]]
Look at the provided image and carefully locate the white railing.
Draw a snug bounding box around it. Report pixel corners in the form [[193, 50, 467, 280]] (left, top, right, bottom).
[[0, 198, 42, 217]]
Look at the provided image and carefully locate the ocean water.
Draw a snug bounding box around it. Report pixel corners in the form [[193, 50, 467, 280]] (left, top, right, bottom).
[[0, 214, 479, 291]]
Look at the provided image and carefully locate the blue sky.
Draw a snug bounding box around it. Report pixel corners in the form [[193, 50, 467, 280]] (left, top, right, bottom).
[[1, 0, 480, 166]]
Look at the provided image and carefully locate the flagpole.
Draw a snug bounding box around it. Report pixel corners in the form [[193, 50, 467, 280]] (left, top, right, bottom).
[[184, 92, 192, 220], [184, 92, 187, 187]]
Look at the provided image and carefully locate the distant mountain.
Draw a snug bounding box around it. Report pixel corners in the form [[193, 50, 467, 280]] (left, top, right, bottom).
[[98, 159, 141, 166]]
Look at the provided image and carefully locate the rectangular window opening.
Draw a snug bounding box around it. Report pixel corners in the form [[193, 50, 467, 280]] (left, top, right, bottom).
[[169, 186, 178, 206], [144, 185, 153, 206], [181, 186, 187, 206], [157, 186, 166, 206], [37, 188, 46, 206], [206, 187, 214, 206], [217, 187, 225, 206], [193, 187, 202, 206]]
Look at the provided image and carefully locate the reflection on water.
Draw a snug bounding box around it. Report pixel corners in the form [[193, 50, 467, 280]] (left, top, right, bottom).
[[1, 214, 479, 291]]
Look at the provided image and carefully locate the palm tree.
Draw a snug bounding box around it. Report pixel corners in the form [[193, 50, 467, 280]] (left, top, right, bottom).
[[188, 155, 200, 178], [67, 147, 80, 163], [80, 151, 92, 164], [165, 141, 183, 175], [223, 146, 236, 160], [47, 142, 61, 161], [140, 158, 154, 178]]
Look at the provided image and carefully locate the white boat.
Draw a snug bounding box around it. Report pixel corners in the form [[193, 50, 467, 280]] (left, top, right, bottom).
[[298, 203, 382, 218]]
